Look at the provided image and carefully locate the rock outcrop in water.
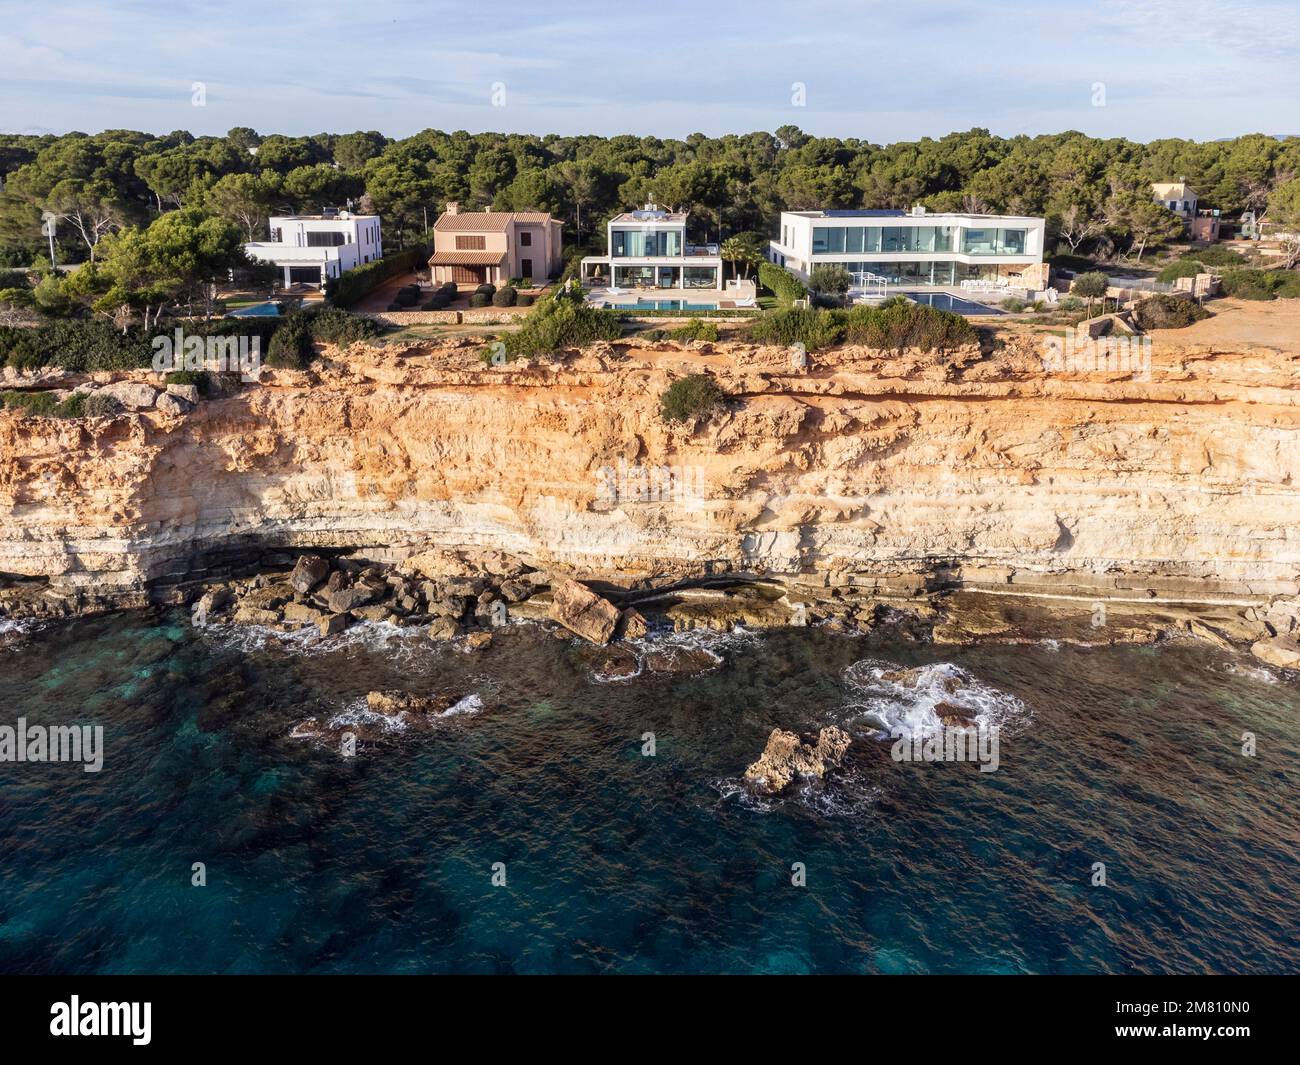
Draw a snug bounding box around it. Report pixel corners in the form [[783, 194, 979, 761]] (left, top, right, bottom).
[[548, 578, 620, 645], [744, 726, 853, 795]]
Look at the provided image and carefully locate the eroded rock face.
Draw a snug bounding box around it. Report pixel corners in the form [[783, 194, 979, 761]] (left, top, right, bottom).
[[2, 327, 1299, 622], [548, 578, 619, 645], [366, 690, 460, 716], [743, 726, 853, 795]]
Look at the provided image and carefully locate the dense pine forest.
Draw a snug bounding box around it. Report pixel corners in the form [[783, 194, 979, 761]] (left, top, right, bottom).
[[3, 125, 1299, 265]]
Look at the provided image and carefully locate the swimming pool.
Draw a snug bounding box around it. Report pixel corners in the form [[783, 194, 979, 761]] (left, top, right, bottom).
[[227, 302, 281, 318], [907, 292, 1000, 315], [632, 298, 719, 312]]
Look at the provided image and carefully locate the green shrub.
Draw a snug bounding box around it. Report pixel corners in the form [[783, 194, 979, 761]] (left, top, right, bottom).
[[1049, 253, 1097, 273], [492, 286, 518, 307], [307, 307, 381, 346], [163, 370, 211, 395], [1000, 297, 1028, 312], [53, 392, 86, 418], [1183, 246, 1244, 268], [423, 293, 452, 310], [0, 269, 30, 290], [1156, 259, 1204, 283], [842, 298, 978, 353], [84, 392, 124, 418], [2, 389, 57, 415], [660, 374, 724, 423], [1058, 295, 1086, 312], [758, 261, 808, 307], [1220, 269, 1300, 301], [517, 294, 535, 307], [808, 264, 852, 303], [1131, 293, 1209, 330], [266, 312, 314, 369], [501, 286, 622, 358], [673, 317, 719, 342], [750, 307, 842, 350], [331, 248, 427, 308], [475, 283, 496, 297], [1071, 271, 1110, 299], [468, 293, 491, 308]]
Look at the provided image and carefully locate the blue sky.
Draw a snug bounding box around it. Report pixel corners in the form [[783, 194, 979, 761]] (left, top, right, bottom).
[[2, 0, 1297, 143]]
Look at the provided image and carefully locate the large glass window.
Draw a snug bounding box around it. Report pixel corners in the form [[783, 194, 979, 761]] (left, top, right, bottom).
[[683, 266, 718, 288], [611, 228, 683, 257], [961, 228, 1029, 255]]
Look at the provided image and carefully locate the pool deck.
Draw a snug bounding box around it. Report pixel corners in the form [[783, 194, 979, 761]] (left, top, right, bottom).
[[585, 282, 758, 311]]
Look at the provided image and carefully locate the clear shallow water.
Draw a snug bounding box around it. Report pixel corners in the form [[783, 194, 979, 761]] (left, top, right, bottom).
[[1, 610, 1298, 974]]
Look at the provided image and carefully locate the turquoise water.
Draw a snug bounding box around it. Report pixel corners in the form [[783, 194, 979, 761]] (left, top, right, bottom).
[[1, 611, 1298, 974], [633, 298, 720, 311], [908, 292, 1001, 315], [227, 302, 281, 318]]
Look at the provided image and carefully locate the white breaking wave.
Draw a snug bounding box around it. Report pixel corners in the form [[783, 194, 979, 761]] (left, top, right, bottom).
[[196, 618, 432, 664], [841, 658, 1030, 741], [441, 693, 484, 717]]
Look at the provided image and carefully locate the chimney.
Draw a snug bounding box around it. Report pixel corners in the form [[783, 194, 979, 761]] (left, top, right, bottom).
[[445, 201, 460, 216]]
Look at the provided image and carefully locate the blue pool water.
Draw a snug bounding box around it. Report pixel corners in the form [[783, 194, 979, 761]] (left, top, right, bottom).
[[227, 302, 281, 318], [633, 299, 719, 312], [1, 612, 1298, 974], [909, 292, 1001, 315]]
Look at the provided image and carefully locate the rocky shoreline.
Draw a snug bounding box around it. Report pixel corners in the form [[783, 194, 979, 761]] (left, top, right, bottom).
[[5, 540, 1300, 672]]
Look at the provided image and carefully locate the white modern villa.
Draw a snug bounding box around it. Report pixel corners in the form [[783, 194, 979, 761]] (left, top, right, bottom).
[[767, 207, 1049, 294], [244, 209, 383, 289], [581, 205, 755, 309]]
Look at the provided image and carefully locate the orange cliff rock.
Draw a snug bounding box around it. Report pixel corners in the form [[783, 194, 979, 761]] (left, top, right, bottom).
[[1, 302, 1299, 620]]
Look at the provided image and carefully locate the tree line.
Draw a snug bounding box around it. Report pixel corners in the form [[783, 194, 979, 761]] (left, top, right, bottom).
[[2, 124, 1299, 318]]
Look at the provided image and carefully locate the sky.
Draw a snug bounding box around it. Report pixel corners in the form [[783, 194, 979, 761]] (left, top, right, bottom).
[[1, 0, 1298, 144]]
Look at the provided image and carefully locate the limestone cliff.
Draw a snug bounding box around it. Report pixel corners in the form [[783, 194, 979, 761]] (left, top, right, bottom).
[[2, 312, 1299, 621]]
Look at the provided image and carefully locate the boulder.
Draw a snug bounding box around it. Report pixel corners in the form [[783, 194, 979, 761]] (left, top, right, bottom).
[[499, 578, 533, 603], [233, 605, 282, 626], [1250, 636, 1300, 670], [290, 554, 330, 594], [548, 578, 619, 645], [166, 383, 201, 404], [465, 631, 493, 650], [154, 391, 193, 416], [328, 583, 381, 613], [428, 617, 459, 640], [934, 701, 977, 727], [282, 601, 325, 626], [318, 612, 351, 636], [427, 596, 466, 619], [191, 585, 232, 626], [99, 380, 158, 410], [743, 726, 852, 795], [366, 690, 459, 717], [616, 607, 649, 641]]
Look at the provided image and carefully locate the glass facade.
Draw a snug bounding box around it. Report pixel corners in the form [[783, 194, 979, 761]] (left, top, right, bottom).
[[960, 228, 1027, 255], [611, 228, 683, 257], [613, 264, 720, 288], [837, 260, 1006, 286], [810, 224, 1028, 257], [812, 225, 954, 254]]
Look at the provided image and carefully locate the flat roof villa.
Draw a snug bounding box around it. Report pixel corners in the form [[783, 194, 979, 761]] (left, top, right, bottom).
[[768, 207, 1049, 298], [244, 210, 382, 289], [581, 204, 756, 310]]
